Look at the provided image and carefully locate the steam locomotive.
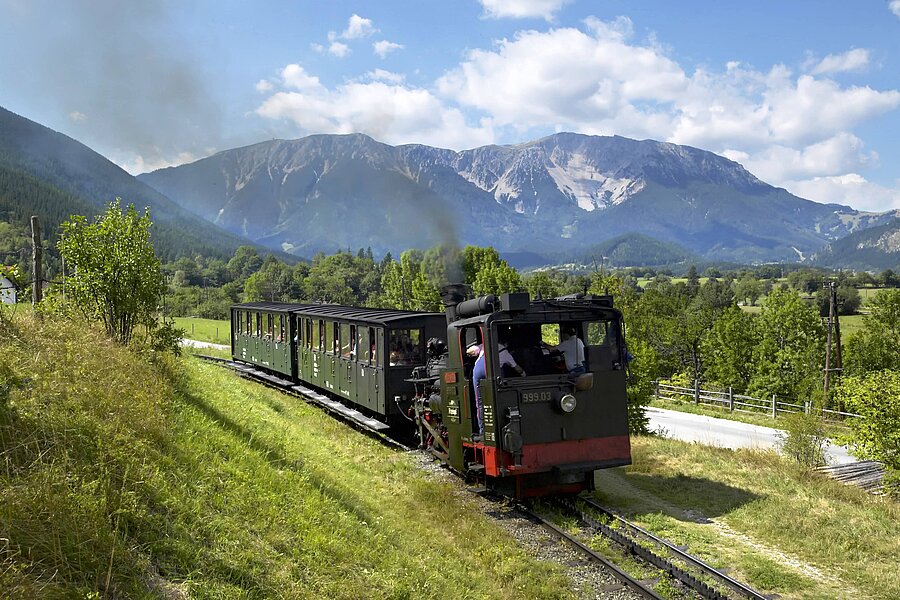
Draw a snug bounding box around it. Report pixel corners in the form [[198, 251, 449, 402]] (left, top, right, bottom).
[[231, 287, 631, 498]]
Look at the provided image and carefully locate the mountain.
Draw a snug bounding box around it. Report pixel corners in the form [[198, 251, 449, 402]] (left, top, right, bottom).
[[0, 106, 254, 261], [139, 132, 897, 264], [813, 218, 900, 270]]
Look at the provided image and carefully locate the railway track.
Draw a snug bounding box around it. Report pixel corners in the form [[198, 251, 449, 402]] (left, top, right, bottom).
[[197, 353, 772, 599], [540, 496, 773, 600]]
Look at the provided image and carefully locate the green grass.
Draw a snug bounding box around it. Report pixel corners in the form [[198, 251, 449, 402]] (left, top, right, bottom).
[[594, 436, 900, 599], [1, 313, 574, 598], [172, 316, 230, 344]]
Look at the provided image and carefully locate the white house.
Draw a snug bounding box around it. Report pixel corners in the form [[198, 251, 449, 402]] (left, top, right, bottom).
[[0, 274, 17, 304]]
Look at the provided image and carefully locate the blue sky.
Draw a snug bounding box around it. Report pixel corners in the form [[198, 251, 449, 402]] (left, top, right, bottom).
[[1, 0, 899, 212]]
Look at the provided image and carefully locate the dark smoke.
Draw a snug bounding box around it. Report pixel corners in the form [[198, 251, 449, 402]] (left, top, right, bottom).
[[24, 0, 221, 170]]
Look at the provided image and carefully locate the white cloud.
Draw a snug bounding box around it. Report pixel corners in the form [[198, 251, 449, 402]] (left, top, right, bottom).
[[891, 0, 900, 18], [310, 42, 325, 54], [68, 111, 87, 122], [329, 41, 350, 57], [785, 174, 900, 212], [741, 133, 877, 183], [366, 69, 405, 84], [255, 79, 274, 93], [115, 151, 197, 175], [373, 40, 404, 58], [479, 0, 570, 20], [809, 48, 870, 75], [342, 14, 376, 39], [256, 74, 493, 150], [280, 64, 323, 91]]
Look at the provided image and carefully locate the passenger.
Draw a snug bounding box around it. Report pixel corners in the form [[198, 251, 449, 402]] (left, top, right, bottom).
[[468, 340, 486, 439], [498, 338, 526, 377], [555, 326, 586, 374]]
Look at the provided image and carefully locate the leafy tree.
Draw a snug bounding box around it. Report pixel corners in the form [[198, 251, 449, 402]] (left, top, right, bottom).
[[227, 245, 263, 281], [748, 289, 824, 401], [700, 304, 756, 390], [844, 289, 900, 374], [58, 200, 165, 345], [685, 265, 700, 297], [814, 284, 860, 316], [837, 370, 900, 492], [244, 257, 297, 302], [734, 275, 763, 306], [525, 271, 562, 300], [381, 250, 441, 311], [879, 269, 899, 288]]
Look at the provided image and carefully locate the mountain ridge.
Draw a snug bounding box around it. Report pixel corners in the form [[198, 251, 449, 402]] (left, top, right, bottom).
[[140, 131, 898, 266]]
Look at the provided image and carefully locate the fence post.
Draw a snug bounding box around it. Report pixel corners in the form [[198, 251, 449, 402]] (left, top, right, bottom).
[[655, 380, 660, 400], [772, 394, 777, 418], [191, 323, 195, 335], [694, 379, 700, 404], [216, 327, 219, 340], [728, 386, 734, 411], [805, 401, 810, 415]]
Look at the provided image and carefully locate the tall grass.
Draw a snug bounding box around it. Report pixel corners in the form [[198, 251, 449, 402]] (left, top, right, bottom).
[[1, 313, 573, 598]]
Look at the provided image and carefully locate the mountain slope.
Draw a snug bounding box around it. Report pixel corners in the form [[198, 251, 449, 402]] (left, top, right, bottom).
[[0, 106, 253, 260], [813, 218, 900, 270], [139, 132, 897, 263]]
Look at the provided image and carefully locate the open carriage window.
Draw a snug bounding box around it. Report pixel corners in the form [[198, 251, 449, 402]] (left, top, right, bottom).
[[388, 329, 422, 366], [584, 320, 621, 371]]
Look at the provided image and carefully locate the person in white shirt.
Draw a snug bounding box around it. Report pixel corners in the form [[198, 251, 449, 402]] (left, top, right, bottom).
[[498, 341, 525, 377], [556, 326, 585, 373]]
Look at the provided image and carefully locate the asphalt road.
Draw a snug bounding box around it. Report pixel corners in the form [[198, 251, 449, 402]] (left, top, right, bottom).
[[647, 406, 856, 465]]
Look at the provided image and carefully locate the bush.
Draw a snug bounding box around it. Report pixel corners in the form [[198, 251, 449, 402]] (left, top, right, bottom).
[[778, 411, 828, 468]]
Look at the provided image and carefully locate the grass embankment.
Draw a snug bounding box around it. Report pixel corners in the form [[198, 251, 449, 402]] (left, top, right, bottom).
[[1, 314, 573, 598], [172, 316, 230, 344], [593, 437, 899, 599]]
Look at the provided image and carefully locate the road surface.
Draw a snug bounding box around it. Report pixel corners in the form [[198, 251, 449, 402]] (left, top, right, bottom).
[[647, 406, 856, 465]]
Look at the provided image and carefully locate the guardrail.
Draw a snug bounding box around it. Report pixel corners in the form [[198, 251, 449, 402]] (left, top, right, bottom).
[[654, 381, 861, 421]]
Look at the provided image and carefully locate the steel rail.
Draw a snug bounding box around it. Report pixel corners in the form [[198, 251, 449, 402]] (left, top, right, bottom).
[[515, 502, 664, 600], [559, 496, 771, 600]]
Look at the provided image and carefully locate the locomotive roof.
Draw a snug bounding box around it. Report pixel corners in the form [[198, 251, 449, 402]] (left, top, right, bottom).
[[233, 301, 443, 326]]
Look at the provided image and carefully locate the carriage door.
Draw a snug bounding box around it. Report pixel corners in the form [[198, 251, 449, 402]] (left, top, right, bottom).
[[372, 328, 385, 414]]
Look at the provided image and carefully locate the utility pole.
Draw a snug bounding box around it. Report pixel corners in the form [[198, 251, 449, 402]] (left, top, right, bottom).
[[823, 281, 843, 401], [31, 216, 42, 306]]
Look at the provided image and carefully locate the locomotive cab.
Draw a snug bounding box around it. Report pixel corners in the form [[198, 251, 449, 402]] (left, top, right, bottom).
[[423, 291, 632, 497]]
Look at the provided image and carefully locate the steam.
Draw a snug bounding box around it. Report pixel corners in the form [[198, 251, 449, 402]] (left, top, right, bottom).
[[22, 0, 221, 172]]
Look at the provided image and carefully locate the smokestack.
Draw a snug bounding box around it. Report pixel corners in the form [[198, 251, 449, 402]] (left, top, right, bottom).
[[440, 283, 468, 325]]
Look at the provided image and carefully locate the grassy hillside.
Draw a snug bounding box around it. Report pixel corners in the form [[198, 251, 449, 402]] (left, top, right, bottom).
[[0, 314, 572, 598]]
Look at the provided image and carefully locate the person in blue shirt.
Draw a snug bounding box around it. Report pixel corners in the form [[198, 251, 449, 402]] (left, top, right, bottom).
[[468, 341, 486, 438]]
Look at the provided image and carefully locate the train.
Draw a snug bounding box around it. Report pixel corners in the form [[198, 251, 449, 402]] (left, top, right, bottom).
[[230, 287, 631, 497]]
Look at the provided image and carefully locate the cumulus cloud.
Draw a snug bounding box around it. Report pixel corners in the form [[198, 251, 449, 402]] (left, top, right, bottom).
[[891, 0, 900, 18], [342, 14, 376, 39], [68, 111, 87, 122], [479, 0, 570, 20], [786, 174, 900, 212], [255, 79, 274, 93], [373, 40, 404, 58], [256, 16, 900, 211], [116, 151, 198, 176], [256, 69, 493, 149], [329, 41, 350, 57], [366, 69, 405, 84], [809, 48, 870, 75]]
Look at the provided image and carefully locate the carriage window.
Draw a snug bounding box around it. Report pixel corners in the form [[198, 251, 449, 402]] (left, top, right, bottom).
[[246, 311, 252, 335], [235, 311, 241, 337], [359, 327, 370, 363], [340, 324, 355, 359], [369, 327, 378, 365], [324, 321, 334, 354], [305, 318, 312, 349], [255, 313, 261, 337], [277, 315, 285, 342], [340, 323, 351, 358], [315, 320, 323, 351], [388, 329, 423, 366], [266, 314, 274, 339]]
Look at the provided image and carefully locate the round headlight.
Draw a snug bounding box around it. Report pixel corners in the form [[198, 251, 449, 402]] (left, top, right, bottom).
[[559, 394, 577, 413]]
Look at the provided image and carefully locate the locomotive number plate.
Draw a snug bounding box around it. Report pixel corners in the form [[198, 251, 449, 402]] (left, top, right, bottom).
[[521, 391, 553, 403]]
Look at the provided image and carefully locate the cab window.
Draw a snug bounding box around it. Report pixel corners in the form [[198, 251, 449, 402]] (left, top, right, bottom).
[[584, 320, 621, 371]]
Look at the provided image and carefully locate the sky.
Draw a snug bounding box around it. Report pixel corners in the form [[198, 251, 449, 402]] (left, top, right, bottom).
[[1, 0, 900, 212]]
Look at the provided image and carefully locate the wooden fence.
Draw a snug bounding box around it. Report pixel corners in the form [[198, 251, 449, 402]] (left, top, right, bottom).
[[654, 381, 861, 422]]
